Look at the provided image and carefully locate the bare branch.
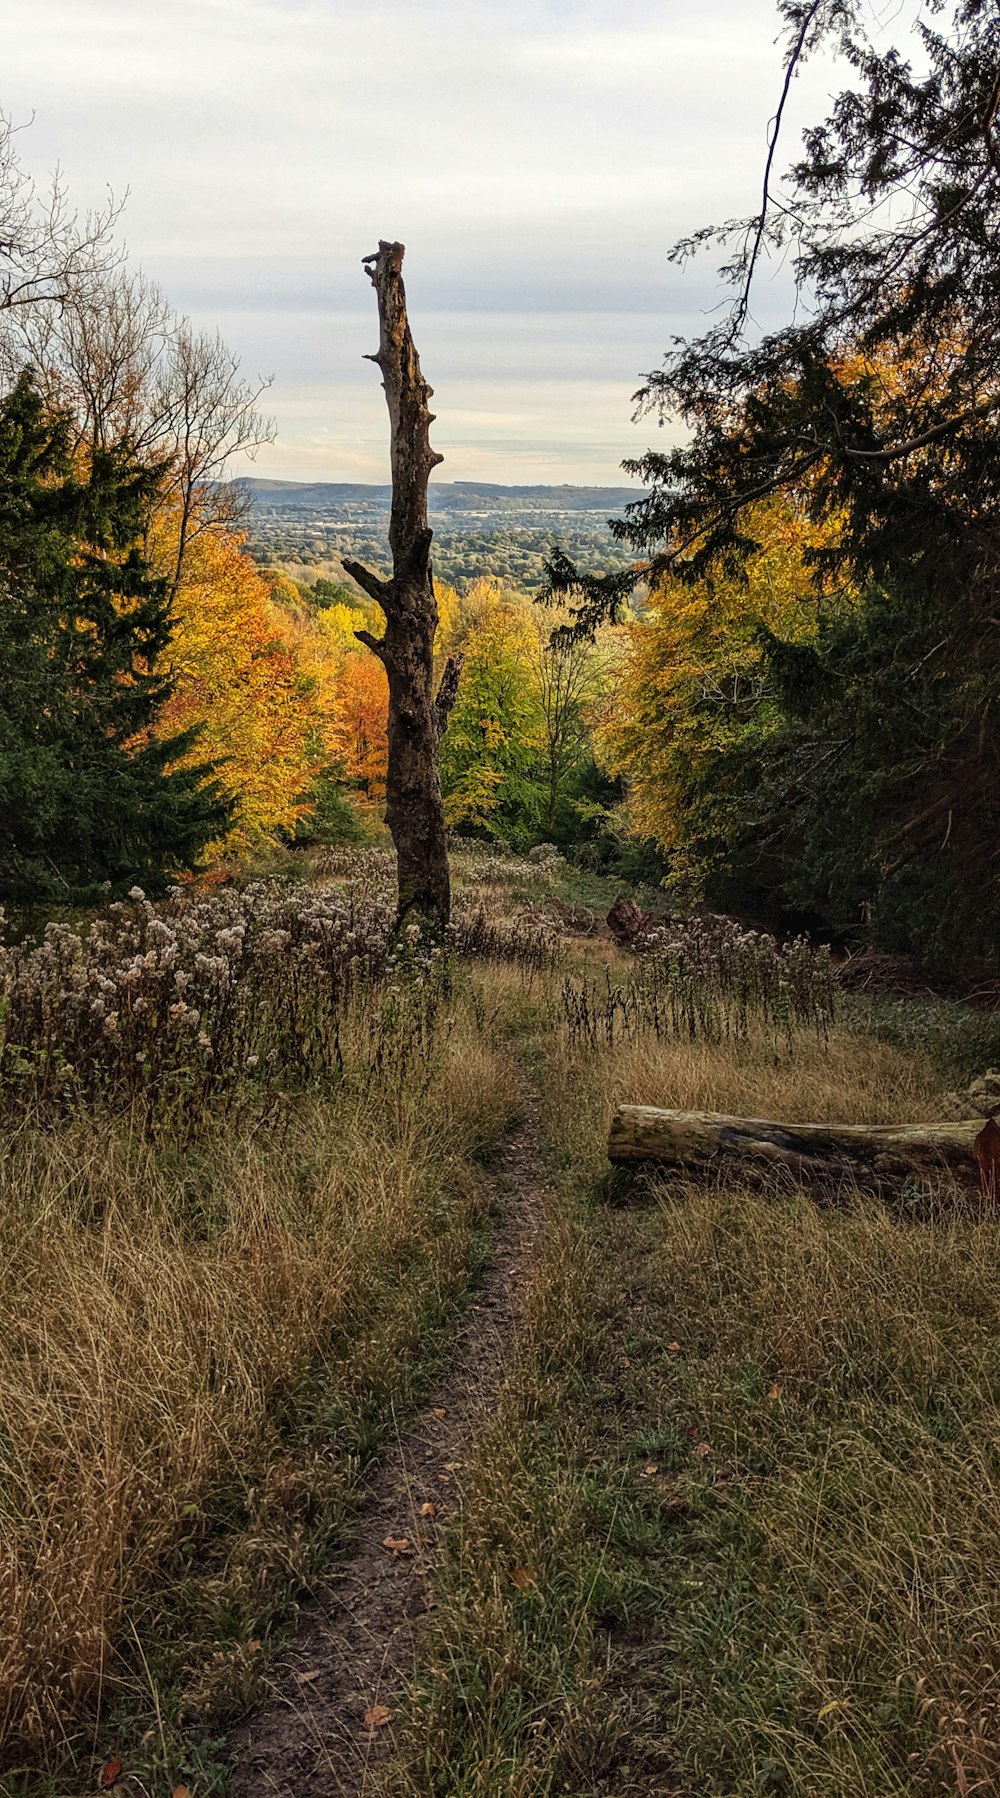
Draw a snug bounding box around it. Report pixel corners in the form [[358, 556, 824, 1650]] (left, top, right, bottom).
[[1, 263, 276, 592], [354, 627, 388, 661], [839, 395, 1000, 461], [983, 67, 1000, 178], [0, 108, 124, 316], [342, 557, 393, 611]]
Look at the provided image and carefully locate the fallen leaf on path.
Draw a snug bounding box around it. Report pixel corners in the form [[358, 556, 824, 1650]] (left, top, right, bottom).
[[818, 1699, 847, 1721], [364, 1703, 392, 1730], [98, 1760, 123, 1789], [383, 1534, 414, 1557], [510, 1565, 538, 1591], [657, 1481, 688, 1508]]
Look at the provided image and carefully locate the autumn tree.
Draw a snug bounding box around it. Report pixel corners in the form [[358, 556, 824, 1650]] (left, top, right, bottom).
[[331, 652, 390, 803], [341, 242, 459, 927], [596, 496, 836, 908], [153, 522, 328, 854], [439, 595, 543, 838], [536, 618, 610, 835], [551, 0, 1000, 969]]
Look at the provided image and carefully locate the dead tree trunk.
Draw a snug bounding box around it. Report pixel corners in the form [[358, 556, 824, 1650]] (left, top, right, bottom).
[[342, 241, 458, 927]]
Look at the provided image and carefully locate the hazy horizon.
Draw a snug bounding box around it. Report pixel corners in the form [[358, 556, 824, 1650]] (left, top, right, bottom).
[[2, 0, 900, 484]]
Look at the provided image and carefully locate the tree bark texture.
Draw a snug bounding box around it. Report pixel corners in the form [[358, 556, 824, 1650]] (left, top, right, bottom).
[[342, 241, 454, 927], [608, 1104, 985, 1192]]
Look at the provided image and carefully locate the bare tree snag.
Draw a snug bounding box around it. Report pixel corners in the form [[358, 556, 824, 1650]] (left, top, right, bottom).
[[608, 1104, 988, 1195], [342, 241, 453, 927]]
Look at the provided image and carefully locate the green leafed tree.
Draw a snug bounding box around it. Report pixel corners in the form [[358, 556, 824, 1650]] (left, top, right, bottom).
[[439, 592, 545, 842], [0, 371, 229, 903]]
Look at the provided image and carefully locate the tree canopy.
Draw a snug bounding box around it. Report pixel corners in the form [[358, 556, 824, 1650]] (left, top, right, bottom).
[[550, 0, 1000, 971]]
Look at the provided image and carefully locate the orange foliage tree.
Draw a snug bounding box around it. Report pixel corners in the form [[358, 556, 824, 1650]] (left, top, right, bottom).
[[330, 651, 389, 803]]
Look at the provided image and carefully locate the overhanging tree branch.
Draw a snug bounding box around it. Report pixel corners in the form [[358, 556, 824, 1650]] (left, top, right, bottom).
[[728, 0, 824, 344]]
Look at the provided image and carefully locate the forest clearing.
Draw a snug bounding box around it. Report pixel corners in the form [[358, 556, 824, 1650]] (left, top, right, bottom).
[[4, 0, 1000, 1792], [3, 845, 1000, 1796]]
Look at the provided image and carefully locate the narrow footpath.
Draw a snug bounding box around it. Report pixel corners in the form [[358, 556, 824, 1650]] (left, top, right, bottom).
[[227, 1077, 545, 1797]]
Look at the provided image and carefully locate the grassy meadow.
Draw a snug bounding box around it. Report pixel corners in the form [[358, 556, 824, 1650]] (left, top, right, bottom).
[[1, 848, 999, 1796]]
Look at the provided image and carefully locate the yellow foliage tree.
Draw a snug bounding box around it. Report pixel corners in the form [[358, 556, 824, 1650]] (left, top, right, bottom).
[[596, 496, 840, 875], [154, 522, 327, 854], [438, 592, 545, 834]]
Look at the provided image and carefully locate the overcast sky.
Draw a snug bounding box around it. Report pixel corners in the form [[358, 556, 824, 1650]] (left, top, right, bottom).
[[2, 0, 877, 483]]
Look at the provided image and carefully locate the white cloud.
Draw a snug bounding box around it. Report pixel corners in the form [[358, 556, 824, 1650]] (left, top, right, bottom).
[[2, 0, 851, 478]]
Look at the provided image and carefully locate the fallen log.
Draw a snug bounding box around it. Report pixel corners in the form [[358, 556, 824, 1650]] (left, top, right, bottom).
[[608, 1104, 985, 1189]]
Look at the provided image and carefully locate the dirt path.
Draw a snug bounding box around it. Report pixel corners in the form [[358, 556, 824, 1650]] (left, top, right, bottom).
[[227, 1078, 544, 1797]]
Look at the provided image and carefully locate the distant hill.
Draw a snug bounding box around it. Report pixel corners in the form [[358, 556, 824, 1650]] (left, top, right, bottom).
[[241, 478, 647, 592], [241, 479, 644, 514]]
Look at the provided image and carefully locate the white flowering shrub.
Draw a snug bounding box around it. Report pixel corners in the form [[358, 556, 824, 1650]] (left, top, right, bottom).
[[0, 882, 394, 1121], [562, 916, 836, 1050], [0, 855, 571, 1125]]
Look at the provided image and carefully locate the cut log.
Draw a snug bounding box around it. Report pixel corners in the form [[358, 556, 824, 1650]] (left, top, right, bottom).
[[608, 1104, 985, 1188]]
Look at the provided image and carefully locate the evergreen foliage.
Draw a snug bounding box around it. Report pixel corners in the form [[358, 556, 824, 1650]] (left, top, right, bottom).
[[552, 0, 1000, 971], [0, 372, 229, 902]]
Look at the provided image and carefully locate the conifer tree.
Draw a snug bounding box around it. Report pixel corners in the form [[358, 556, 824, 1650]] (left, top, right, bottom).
[[0, 372, 229, 902]]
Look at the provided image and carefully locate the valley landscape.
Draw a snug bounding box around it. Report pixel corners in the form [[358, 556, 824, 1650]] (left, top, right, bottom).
[[2, 2, 1000, 1795], [243, 480, 643, 593]]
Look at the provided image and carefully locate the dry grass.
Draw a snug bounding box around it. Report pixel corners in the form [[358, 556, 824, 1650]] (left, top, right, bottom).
[[8, 849, 999, 1798], [636, 1179, 1000, 1794], [543, 1020, 945, 1192], [379, 974, 1000, 1797], [0, 965, 520, 1786]]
